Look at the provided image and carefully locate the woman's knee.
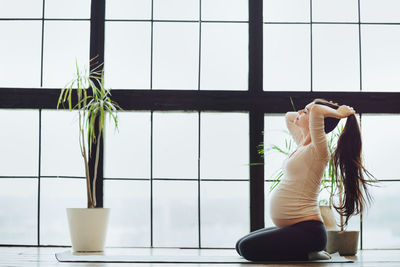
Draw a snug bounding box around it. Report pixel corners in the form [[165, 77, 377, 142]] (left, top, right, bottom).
[[235, 239, 242, 256], [303, 221, 327, 251], [313, 231, 327, 251], [236, 227, 278, 259], [237, 238, 261, 261]]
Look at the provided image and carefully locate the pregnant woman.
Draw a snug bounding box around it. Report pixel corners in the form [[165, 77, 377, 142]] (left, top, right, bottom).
[[236, 98, 374, 261]]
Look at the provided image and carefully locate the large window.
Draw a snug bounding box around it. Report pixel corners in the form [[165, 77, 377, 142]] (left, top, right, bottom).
[[0, 0, 399, 249]]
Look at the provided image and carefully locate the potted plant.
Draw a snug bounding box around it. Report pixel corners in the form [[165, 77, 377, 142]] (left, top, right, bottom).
[[57, 58, 122, 252]]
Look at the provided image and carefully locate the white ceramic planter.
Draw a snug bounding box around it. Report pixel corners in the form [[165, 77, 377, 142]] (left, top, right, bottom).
[[325, 230, 359, 256], [66, 208, 110, 252]]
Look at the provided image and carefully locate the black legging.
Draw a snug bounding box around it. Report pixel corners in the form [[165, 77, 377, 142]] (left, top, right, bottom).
[[235, 220, 327, 261]]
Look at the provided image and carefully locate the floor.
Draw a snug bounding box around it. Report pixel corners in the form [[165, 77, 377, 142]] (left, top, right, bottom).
[[1, 247, 400, 267]]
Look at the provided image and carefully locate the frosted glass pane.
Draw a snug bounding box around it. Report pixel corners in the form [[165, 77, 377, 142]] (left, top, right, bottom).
[[104, 112, 151, 179], [200, 112, 249, 179], [202, 0, 248, 21], [152, 22, 199, 90], [361, 25, 400, 92], [313, 25, 360, 92], [312, 0, 358, 22], [154, 0, 198, 20], [363, 182, 400, 248], [0, 0, 42, 18], [0, 110, 38, 176], [200, 23, 248, 90], [153, 181, 198, 247], [0, 21, 41, 87], [40, 178, 86, 245], [43, 21, 90, 88], [45, 0, 90, 19], [104, 22, 151, 89], [106, 0, 151, 20], [361, 0, 400, 23], [0, 179, 37, 245], [264, 115, 288, 185], [264, 0, 309, 22], [104, 180, 151, 247], [41, 110, 85, 177], [200, 181, 249, 248], [153, 112, 198, 179], [361, 115, 400, 180], [264, 24, 310, 91]]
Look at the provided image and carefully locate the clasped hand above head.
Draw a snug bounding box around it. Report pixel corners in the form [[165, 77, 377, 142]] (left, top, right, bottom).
[[336, 105, 356, 118], [306, 101, 356, 119]]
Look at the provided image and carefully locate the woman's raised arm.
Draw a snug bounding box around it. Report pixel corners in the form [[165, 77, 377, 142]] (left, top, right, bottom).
[[309, 104, 355, 119], [307, 103, 355, 158], [308, 105, 329, 158], [285, 112, 303, 146]]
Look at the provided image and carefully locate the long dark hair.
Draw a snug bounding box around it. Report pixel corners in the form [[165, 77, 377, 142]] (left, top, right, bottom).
[[313, 98, 376, 228]]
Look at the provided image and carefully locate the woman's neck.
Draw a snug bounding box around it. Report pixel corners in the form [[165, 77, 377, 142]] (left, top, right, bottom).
[[301, 132, 312, 146]]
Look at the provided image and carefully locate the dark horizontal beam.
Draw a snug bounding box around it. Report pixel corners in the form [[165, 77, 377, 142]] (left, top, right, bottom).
[[1, 88, 400, 113]]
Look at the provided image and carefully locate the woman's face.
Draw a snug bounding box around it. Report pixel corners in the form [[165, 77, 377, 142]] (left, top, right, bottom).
[[294, 106, 310, 129]]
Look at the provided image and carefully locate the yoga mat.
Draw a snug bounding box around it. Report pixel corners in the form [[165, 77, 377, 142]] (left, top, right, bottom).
[[56, 250, 353, 264]]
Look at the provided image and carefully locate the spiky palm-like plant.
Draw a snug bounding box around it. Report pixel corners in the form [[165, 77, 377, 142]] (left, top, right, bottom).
[[57, 58, 122, 208]]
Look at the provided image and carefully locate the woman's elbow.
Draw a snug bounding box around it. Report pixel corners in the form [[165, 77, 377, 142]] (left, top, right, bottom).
[[285, 111, 297, 120]]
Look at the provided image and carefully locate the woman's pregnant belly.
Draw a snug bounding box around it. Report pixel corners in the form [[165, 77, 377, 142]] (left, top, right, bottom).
[[269, 187, 322, 227]]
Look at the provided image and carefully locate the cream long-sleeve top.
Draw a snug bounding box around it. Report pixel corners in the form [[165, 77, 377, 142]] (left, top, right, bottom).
[[269, 110, 330, 220]]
